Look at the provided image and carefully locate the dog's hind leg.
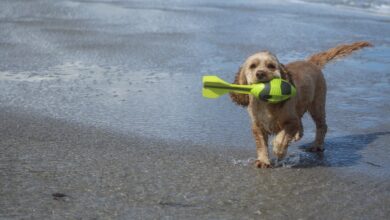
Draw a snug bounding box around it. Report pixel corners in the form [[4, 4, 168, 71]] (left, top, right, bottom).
[[308, 93, 327, 152]]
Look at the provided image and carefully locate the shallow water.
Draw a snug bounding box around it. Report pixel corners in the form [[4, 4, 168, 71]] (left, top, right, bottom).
[[1, 0, 390, 219]]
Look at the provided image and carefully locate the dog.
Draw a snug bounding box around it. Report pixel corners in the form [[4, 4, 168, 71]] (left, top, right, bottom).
[[230, 41, 372, 168]]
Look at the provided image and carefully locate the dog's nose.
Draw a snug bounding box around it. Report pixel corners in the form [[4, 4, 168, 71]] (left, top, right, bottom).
[[256, 70, 266, 79]]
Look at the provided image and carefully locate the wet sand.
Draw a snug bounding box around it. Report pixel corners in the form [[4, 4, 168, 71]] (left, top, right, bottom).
[[1, 107, 389, 219], [1, 0, 390, 219]]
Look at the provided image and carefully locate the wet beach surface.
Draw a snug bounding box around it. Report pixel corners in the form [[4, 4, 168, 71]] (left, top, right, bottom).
[[1, 0, 390, 219]]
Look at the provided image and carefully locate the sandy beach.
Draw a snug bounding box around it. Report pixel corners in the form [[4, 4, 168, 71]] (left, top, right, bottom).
[[1, 0, 390, 219]]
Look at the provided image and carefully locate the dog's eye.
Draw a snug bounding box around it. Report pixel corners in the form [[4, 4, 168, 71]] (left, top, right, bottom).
[[249, 63, 257, 69], [267, 63, 276, 69]]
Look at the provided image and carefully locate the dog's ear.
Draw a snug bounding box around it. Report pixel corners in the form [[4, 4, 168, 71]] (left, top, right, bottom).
[[280, 64, 294, 84], [229, 67, 249, 107]]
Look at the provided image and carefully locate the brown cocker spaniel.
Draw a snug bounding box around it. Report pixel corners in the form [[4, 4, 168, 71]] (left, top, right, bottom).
[[230, 41, 372, 168]]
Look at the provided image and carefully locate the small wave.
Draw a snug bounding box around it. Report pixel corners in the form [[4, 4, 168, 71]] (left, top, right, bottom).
[[231, 153, 326, 168], [232, 157, 257, 166], [370, 4, 390, 14], [289, 0, 390, 15]]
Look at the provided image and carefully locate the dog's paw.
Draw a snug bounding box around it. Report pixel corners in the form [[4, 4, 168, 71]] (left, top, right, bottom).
[[254, 160, 272, 168], [304, 146, 324, 153], [292, 131, 303, 142], [273, 148, 288, 160]]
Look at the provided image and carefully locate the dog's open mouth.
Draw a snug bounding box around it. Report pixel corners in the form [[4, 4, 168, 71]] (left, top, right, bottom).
[[255, 77, 280, 84]]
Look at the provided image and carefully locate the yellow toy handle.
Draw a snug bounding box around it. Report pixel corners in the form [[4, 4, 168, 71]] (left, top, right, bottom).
[[202, 76, 253, 98]]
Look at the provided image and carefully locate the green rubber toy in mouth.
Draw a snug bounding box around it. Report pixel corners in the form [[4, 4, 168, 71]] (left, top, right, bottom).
[[202, 75, 296, 103]]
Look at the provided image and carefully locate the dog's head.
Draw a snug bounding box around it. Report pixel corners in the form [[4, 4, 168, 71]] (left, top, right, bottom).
[[242, 51, 287, 84], [230, 51, 290, 106]]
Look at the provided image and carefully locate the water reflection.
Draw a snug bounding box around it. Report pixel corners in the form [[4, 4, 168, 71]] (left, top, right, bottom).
[[276, 131, 390, 168]]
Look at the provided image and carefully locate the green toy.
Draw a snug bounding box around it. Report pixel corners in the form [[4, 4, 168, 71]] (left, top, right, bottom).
[[202, 76, 296, 103]]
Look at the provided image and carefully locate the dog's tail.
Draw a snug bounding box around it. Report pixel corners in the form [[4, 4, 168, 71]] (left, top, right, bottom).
[[307, 41, 372, 69]]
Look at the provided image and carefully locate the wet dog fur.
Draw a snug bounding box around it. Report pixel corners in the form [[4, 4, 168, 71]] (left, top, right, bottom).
[[230, 41, 372, 168]]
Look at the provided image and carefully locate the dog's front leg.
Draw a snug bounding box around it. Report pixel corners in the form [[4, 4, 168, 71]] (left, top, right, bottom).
[[272, 119, 299, 160], [252, 124, 271, 168]]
